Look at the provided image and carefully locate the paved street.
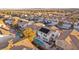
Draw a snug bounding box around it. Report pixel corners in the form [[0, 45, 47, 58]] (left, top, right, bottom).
[[58, 30, 73, 40]]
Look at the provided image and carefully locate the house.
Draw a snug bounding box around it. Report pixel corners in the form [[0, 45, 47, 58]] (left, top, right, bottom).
[[36, 27, 60, 42], [43, 19, 52, 26], [51, 19, 59, 26], [43, 19, 58, 26], [28, 15, 35, 21], [18, 20, 27, 29], [0, 15, 4, 18], [20, 14, 27, 19], [27, 21, 34, 26], [34, 23, 45, 27], [4, 18, 13, 25], [57, 21, 72, 30], [18, 19, 34, 30], [33, 27, 60, 49], [74, 21, 79, 30], [62, 22, 72, 29], [28, 15, 44, 23]]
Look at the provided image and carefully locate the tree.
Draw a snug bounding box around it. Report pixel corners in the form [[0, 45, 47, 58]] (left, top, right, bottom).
[[58, 21, 63, 26], [23, 28, 36, 42]]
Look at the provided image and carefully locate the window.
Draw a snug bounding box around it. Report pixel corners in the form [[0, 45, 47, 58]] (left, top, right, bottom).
[[44, 34, 47, 37], [52, 34, 54, 36]]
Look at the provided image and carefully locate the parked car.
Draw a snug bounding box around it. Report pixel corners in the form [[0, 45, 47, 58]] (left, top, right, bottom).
[[37, 27, 60, 42], [33, 27, 60, 49]]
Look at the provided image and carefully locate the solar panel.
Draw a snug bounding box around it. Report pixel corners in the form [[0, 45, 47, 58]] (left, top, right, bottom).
[[39, 27, 50, 34]]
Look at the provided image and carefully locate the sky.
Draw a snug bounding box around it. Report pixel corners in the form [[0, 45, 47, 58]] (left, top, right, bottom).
[[0, 0, 78, 8]]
